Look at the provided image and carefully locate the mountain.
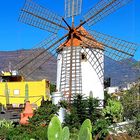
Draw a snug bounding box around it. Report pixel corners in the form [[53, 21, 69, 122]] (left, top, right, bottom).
[[0, 50, 139, 87], [0, 50, 57, 83], [104, 57, 140, 87]]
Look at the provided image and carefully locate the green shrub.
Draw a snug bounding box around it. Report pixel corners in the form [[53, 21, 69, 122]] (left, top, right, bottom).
[[127, 113, 140, 138], [92, 118, 111, 140], [120, 85, 140, 120], [7, 125, 48, 140], [0, 127, 10, 139], [0, 119, 14, 139], [29, 100, 59, 126], [0, 119, 14, 129], [64, 94, 101, 130], [102, 99, 123, 123]]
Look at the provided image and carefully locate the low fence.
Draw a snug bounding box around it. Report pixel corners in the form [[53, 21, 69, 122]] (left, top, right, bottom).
[[110, 121, 134, 134], [0, 95, 43, 108]]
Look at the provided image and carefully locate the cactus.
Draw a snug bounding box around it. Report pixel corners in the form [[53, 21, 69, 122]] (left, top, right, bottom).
[[78, 119, 92, 140], [48, 116, 92, 140], [25, 83, 29, 101], [48, 116, 70, 140], [79, 119, 92, 134], [62, 126, 70, 140], [48, 116, 62, 140], [5, 83, 9, 104], [79, 127, 92, 140]]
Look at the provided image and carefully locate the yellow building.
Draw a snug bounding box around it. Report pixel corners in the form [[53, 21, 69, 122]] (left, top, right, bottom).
[[0, 71, 50, 108]]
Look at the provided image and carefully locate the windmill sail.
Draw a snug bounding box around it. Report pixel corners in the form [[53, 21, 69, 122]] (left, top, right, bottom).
[[15, 35, 58, 71], [65, 0, 82, 18], [23, 37, 67, 78], [19, 0, 66, 33], [76, 0, 131, 28], [88, 30, 138, 61], [15, 34, 68, 78], [84, 0, 131, 26]]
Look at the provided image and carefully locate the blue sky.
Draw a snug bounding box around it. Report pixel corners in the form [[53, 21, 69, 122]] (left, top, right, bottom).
[[0, 0, 139, 60]]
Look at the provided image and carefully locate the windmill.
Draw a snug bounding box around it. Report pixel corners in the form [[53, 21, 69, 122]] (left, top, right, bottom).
[[17, 0, 138, 102]]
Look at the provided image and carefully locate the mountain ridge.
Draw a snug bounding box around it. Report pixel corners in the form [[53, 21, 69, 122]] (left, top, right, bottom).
[[0, 50, 139, 87]]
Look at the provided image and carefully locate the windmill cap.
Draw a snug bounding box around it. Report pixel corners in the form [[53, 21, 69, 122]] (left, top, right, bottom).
[[58, 26, 103, 50]]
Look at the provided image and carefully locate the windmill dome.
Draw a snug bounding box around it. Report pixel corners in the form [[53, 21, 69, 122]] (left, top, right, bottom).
[[58, 26, 103, 50]]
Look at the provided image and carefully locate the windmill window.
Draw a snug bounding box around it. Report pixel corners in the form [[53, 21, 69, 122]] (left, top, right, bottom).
[[81, 53, 87, 61]]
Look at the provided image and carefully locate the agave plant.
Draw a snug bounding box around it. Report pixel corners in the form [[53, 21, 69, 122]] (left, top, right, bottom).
[[47, 116, 92, 140]]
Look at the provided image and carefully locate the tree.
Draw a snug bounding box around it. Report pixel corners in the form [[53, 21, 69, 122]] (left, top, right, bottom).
[[50, 83, 56, 93], [64, 94, 87, 130], [29, 100, 59, 126], [63, 94, 102, 131], [120, 84, 140, 120]]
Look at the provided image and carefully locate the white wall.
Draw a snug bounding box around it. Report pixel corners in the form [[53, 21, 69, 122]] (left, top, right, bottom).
[[81, 48, 104, 100], [106, 87, 119, 94], [81, 61, 104, 99], [56, 47, 104, 100]]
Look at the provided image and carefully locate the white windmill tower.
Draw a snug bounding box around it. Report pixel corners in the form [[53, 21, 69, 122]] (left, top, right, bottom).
[[56, 26, 104, 101], [18, 0, 138, 105]]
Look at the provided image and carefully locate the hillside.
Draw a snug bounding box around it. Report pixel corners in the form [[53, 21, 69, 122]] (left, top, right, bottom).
[[0, 50, 139, 87], [0, 50, 57, 83], [104, 57, 140, 87]]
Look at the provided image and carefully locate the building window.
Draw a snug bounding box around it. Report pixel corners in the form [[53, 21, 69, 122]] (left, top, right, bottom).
[[14, 89, 20, 95]]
